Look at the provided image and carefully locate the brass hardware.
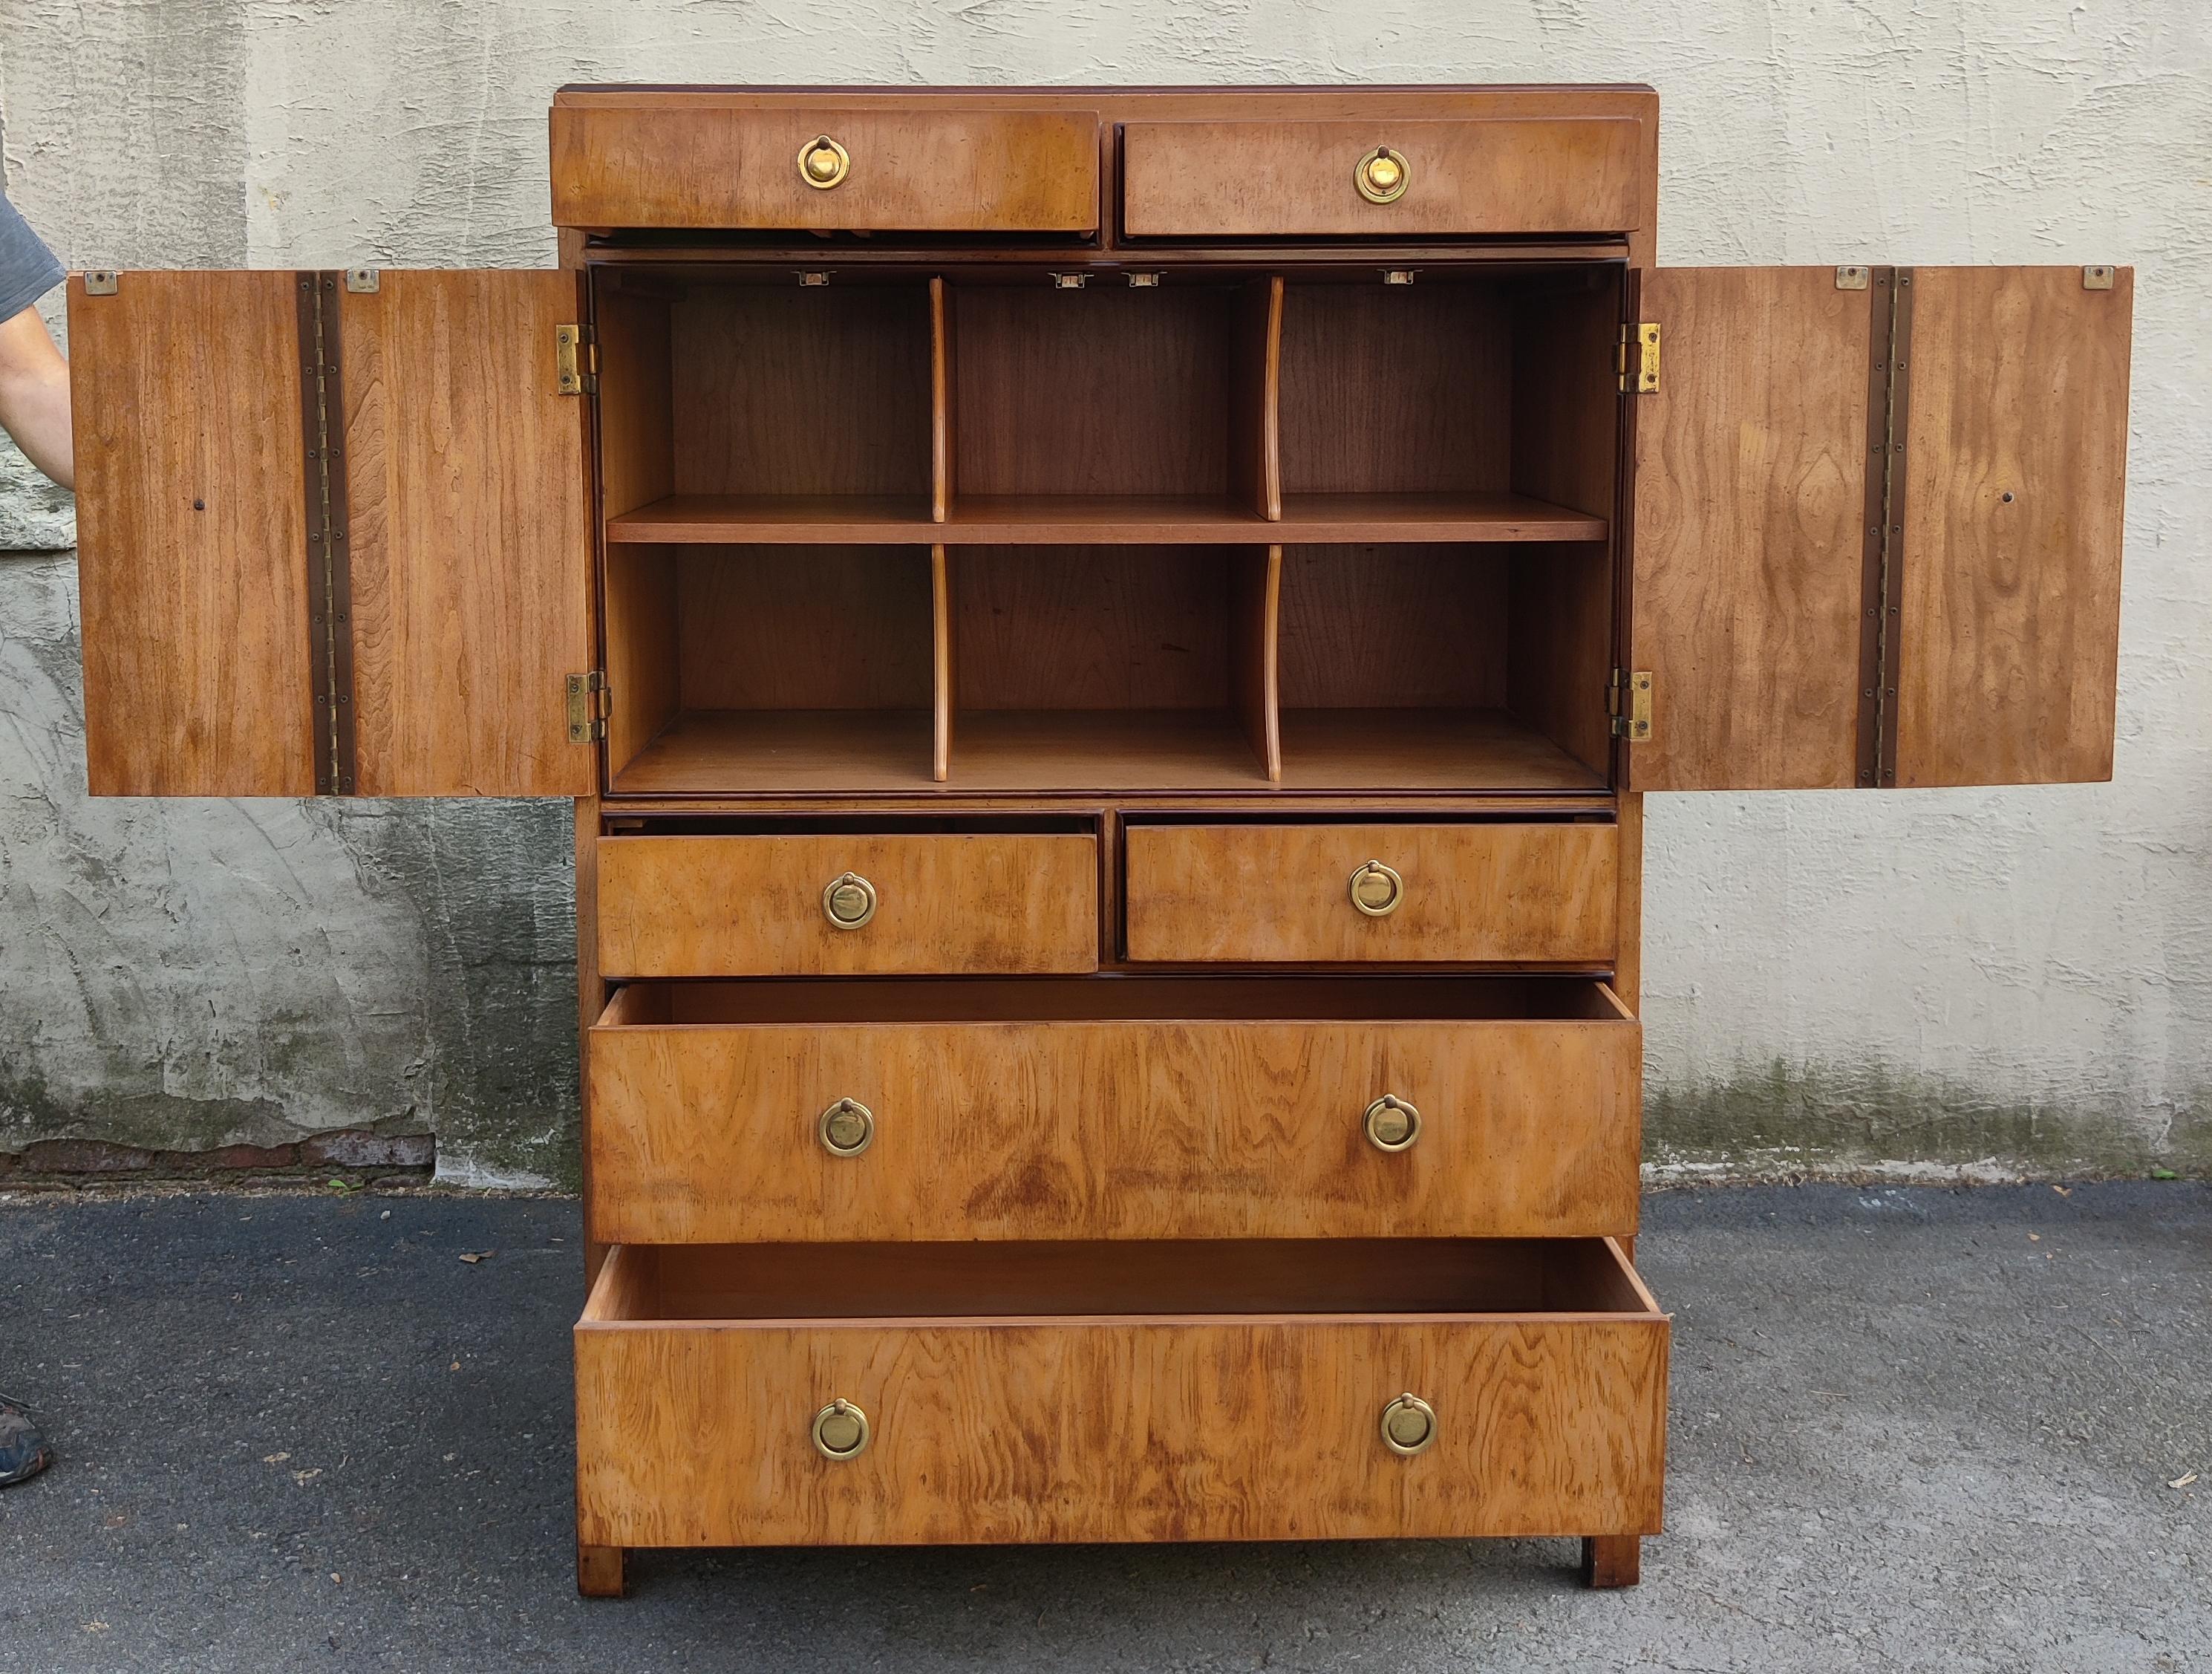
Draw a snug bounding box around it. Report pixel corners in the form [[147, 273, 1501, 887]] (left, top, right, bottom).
[[344, 268, 380, 293], [1126, 272, 1162, 287], [822, 870, 878, 930], [1363, 1095, 1421, 1153], [1051, 272, 1089, 290], [83, 270, 117, 296], [817, 1098, 875, 1157], [798, 270, 832, 287], [1610, 668, 1652, 741], [1836, 265, 1870, 290], [798, 134, 850, 190], [1348, 859, 1404, 919], [1380, 1393, 1437, 1457], [811, 1398, 871, 1459], [2084, 264, 2115, 290], [566, 670, 608, 743], [1355, 146, 1411, 205], [1380, 268, 1416, 286], [1618, 322, 1660, 394], [555, 323, 596, 396]]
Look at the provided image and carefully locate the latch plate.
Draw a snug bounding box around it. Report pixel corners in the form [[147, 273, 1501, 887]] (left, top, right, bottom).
[[1610, 669, 1652, 740], [555, 324, 597, 396], [1619, 323, 1660, 394], [83, 270, 117, 296], [567, 671, 609, 743]]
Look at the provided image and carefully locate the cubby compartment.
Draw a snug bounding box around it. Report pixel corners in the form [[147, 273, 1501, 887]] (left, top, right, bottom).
[[604, 543, 937, 793], [943, 543, 1279, 789], [1276, 265, 1623, 530], [598, 270, 936, 541], [1276, 541, 1614, 791], [940, 276, 1279, 526]]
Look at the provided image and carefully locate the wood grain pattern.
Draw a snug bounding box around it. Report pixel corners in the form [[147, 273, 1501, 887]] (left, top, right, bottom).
[[587, 983, 1638, 1243], [71, 271, 316, 796], [1230, 276, 1284, 519], [593, 286, 673, 520], [1276, 709, 1609, 792], [1893, 267, 2130, 786], [605, 491, 1602, 544], [342, 270, 594, 796], [673, 282, 931, 499], [552, 106, 1100, 231], [674, 545, 932, 711], [575, 797, 610, 1283], [601, 545, 679, 780], [612, 710, 940, 794], [1629, 267, 1871, 791], [1120, 119, 1643, 238], [1279, 544, 1508, 709], [931, 544, 954, 782], [929, 277, 954, 521], [1123, 822, 1618, 963], [573, 1239, 1666, 1546], [594, 833, 1098, 977]]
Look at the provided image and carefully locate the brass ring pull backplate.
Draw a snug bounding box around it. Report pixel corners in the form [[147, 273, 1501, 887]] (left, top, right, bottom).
[[1355, 146, 1410, 204], [818, 1097, 875, 1157], [812, 1398, 872, 1459], [1364, 1094, 1421, 1153], [822, 870, 878, 929], [1348, 859, 1404, 918], [1380, 1392, 1438, 1456], [799, 134, 850, 189]]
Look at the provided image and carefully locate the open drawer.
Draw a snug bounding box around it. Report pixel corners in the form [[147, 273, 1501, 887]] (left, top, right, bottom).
[[575, 1237, 1668, 1547], [587, 976, 1640, 1244]]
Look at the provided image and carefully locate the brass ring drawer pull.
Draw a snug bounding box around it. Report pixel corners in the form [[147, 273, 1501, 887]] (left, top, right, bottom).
[[799, 134, 850, 190], [1348, 859, 1403, 917], [1363, 1094, 1420, 1153], [1380, 1392, 1438, 1456], [1355, 146, 1410, 204], [818, 1097, 875, 1157], [822, 870, 877, 929], [812, 1398, 871, 1459]]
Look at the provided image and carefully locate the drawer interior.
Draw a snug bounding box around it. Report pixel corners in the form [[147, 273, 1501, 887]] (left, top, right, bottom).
[[585, 1237, 1659, 1323], [598, 974, 1631, 1026]]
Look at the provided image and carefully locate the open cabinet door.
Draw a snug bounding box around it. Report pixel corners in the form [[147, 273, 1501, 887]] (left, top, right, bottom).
[[71, 269, 594, 798], [1627, 265, 2130, 792]]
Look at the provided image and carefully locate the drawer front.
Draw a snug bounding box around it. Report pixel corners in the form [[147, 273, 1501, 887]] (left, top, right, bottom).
[[552, 105, 1100, 231], [1120, 118, 1642, 238], [596, 834, 1098, 977], [587, 988, 1639, 1243], [575, 1241, 1668, 1547], [1123, 823, 1617, 964]]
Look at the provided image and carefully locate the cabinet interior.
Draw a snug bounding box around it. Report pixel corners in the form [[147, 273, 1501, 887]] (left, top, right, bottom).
[[593, 262, 1623, 796]]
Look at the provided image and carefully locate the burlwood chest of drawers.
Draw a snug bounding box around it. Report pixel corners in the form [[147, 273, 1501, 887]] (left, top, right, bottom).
[[65, 85, 2131, 1595]]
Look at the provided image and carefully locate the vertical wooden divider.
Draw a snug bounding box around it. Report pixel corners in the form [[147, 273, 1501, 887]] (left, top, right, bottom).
[[1229, 544, 1284, 781], [1228, 278, 1284, 779], [930, 277, 956, 781]]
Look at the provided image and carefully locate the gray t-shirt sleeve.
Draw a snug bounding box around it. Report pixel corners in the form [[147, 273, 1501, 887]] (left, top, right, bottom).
[[0, 192, 64, 323]]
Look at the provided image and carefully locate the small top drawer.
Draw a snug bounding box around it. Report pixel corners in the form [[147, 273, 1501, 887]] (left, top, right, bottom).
[[596, 833, 1097, 977], [1123, 823, 1616, 964], [551, 103, 1101, 232], [1119, 118, 1642, 238]]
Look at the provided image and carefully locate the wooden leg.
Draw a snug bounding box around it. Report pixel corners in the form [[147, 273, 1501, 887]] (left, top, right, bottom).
[[578, 1542, 627, 1598], [1580, 1534, 1641, 1589]]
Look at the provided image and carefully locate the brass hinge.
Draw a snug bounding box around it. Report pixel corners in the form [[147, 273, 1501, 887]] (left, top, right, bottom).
[[1610, 668, 1652, 740], [1618, 322, 1660, 394], [567, 670, 609, 743], [555, 324, 597, 396]]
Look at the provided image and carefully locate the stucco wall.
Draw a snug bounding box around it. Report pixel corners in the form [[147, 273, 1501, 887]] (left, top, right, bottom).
[[1, 1, 2205, 1185]]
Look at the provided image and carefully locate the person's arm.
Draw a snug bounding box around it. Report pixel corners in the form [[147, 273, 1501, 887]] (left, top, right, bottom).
[[0, 304, 71, 490]]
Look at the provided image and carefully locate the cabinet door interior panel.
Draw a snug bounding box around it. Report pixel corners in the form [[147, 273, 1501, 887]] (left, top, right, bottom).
[[69, 271, 316, 797], [341, 270, 595, 796], [1894, 267, 2130, 786], [1628, 267, 1872, 792]]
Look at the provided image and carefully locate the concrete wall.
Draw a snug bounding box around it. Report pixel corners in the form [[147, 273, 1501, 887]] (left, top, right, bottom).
[[1, 1, 2205, 1185]]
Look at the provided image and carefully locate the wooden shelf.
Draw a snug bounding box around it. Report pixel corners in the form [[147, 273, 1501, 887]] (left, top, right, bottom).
[[950, 711, 1271, 790], [607, 492, 1607, 547], [1277, 709, 1608, 792], [613, 710, 937, 795]]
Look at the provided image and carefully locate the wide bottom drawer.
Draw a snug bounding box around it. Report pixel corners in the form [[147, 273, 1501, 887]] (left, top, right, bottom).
[[575, 1238, 1668, 1547]]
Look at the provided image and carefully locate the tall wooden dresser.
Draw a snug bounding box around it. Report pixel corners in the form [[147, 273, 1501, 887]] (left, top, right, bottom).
[[64, 85, 2131, 1595]]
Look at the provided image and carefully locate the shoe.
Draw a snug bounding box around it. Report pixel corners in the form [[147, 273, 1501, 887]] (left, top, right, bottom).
[[0, 1394, 53, 1486]]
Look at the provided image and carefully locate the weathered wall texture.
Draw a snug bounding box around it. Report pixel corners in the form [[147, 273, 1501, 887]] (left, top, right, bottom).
[[1, 1, 2205, 1185]]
